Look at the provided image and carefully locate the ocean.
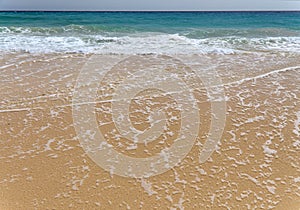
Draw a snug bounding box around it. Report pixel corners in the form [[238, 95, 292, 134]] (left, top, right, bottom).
[[0, 11, 299, 54]]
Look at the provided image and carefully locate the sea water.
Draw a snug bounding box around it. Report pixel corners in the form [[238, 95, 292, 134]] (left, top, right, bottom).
[[0, 11, 299, 54]]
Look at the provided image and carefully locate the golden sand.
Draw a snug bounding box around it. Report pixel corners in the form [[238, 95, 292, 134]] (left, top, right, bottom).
[[0, 52, 299, 209]]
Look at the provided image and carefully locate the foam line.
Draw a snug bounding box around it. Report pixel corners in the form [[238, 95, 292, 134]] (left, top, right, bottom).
[[220, 65, 300, 87]]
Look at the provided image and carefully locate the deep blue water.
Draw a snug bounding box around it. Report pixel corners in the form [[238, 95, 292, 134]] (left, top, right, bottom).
[[1, 12, 299, 32]]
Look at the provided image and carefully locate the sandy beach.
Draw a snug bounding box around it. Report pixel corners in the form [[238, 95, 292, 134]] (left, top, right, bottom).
[[0, 52, 299, 209]]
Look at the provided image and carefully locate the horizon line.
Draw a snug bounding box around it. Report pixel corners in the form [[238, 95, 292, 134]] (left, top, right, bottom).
[[1, 10, 300, 12]]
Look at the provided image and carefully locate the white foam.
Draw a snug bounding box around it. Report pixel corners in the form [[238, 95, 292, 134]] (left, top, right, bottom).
[[140, 179, 157, 196], [293, 111, 300, 136], [262, 145, 277, 155], [221, 65, 300, 88], [0, 108, 31, 113], [1, 31, 299, 54], [266, 186, 276, 195]]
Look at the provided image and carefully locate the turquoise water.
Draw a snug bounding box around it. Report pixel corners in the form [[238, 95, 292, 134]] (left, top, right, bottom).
[[0, 11, 299, 53]]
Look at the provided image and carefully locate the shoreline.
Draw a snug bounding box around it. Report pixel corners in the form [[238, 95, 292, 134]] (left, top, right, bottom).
[[1, 52, 300, 209]]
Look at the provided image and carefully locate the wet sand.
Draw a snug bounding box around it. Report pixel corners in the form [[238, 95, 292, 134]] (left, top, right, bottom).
[[0, 52, 299, 209]]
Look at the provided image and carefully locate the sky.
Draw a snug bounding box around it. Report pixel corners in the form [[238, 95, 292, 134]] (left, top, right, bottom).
[[0, 0, 300, 11]]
